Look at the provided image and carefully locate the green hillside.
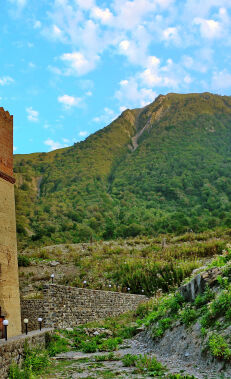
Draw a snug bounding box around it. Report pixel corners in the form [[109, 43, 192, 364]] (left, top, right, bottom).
[[14, 92, 231, 248]]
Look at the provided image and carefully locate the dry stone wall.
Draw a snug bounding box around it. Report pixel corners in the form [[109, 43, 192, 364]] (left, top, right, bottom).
[[0, 328, 52, 379], [21, 284, 147, 331], [21, 299, 44, 332]]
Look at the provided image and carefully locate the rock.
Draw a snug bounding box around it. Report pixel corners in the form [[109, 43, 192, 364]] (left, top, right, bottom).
[[50, 261, 60, 267], [179, 267, 222, 301], [84, 328, 113, 337], [136, 325, 145, 333]]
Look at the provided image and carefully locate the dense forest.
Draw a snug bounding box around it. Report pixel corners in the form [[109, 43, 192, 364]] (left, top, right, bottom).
[[14, 92, 231, 248]]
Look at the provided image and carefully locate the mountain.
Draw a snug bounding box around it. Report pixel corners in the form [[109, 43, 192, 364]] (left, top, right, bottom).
[[14, 92, 231, 248]]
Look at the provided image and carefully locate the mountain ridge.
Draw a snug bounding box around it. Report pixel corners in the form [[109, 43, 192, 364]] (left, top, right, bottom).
[[14, 92, 231, 248]]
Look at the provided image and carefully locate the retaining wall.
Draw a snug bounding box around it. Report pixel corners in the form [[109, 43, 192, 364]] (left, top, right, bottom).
[[21, 284, 147, 331], [0, 328, 52, 378]]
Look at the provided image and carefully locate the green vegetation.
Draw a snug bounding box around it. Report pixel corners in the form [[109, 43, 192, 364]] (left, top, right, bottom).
[[18, 254, 30, 267], [122, 354, 166, 376], [208, 333, 231, 361], [134, 247, 231, 364], [9, 343, 50, 378], [167, 375, 196, 379], [14, 93, 231, 248], [19, 233, 226, 297], [62, 314, 136, 353]]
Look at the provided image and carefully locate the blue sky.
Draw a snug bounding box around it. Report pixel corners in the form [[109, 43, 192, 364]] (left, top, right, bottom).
[[1, 0, 231, 154]]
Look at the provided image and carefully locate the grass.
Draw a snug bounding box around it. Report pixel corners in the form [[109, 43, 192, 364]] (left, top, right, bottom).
[[8, 334, 70, 379], [13, 242, 231, 378], [133, 246, 231, 364], [122, 354, 166, 376], [19, 231, 227, 298]]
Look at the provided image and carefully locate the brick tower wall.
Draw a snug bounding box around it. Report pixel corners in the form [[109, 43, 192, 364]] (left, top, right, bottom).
[[0, 108, 14, 178], [0, 107, 21, 338]]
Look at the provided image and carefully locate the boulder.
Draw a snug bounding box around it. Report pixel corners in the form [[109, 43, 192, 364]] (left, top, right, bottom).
[[179, 267, 222, 301]]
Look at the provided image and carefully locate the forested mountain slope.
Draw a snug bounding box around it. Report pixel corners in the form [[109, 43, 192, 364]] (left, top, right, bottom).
[[14, 92, 231, 248]]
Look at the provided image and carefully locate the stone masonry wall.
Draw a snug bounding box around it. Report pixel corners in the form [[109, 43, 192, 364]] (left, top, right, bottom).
[[20, 299, 44, 332], [21, 284, 147, 331], [0, 328, 53, 379]]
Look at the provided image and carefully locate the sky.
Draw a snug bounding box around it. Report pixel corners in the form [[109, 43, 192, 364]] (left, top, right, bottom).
[[1, 0, 231, 154]]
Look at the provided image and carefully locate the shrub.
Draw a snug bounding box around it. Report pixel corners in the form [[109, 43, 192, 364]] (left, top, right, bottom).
[[94, 352, 118, 361], [122, 354, 165, 376], [118, 326, 138, 339], [168, 293, 185, 314], [38, 249, 49, 259], [180, 308, 198, 326], [8, 364, 28, 379], [167, 375, 196, 379], [152, 318, 172, 338], [135, 354, 165, 376], [208, 334, 231, 361], [194, 287, 215, 308], [22, 347, 50, 373], [46, 333, 69, 356], [18, 255, 30, 267], [81, 340, 98, 353], [122, 353, 138, 367], [98, 337, 122, 351]]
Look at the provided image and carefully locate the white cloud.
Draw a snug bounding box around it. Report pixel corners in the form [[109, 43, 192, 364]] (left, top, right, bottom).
[[0, 76, 14, 86], [61, 51, 99, 76], [119, 106, 127, 113], [44, 138, 65, 151], [211, 70, 231, 91], [93, 107, 117, 124], [79, 130, 89, 137], [75, 0, 95, 10], [28, 62, 36, 68], [182, 48, 214, 73], [139, 56, 178, 88], [48, 65, 62, 75], [184, 0, 231, 20], [115, 78, 157, 107], [9, 0, 26, 8], [139, 56, 162, 87], [162, 27, 180, 44], [184, 75, 193, 84], [91, 7, 113, 24], [52, 24, 64, 39], [193, 18, 221, 39], [26, 107, 39, 122], [13, 146, 17, 152], [58, 94, 83, 108], [113, 0, 157, 30], [34, 20, 42, 29], [119, 39, 144, 64]]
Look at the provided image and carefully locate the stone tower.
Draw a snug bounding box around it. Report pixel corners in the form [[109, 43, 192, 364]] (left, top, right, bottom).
[[0, 107, 21, 338]]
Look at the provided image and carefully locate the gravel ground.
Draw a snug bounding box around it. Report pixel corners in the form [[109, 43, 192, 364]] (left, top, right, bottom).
[[46, 331, 228, 378]]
